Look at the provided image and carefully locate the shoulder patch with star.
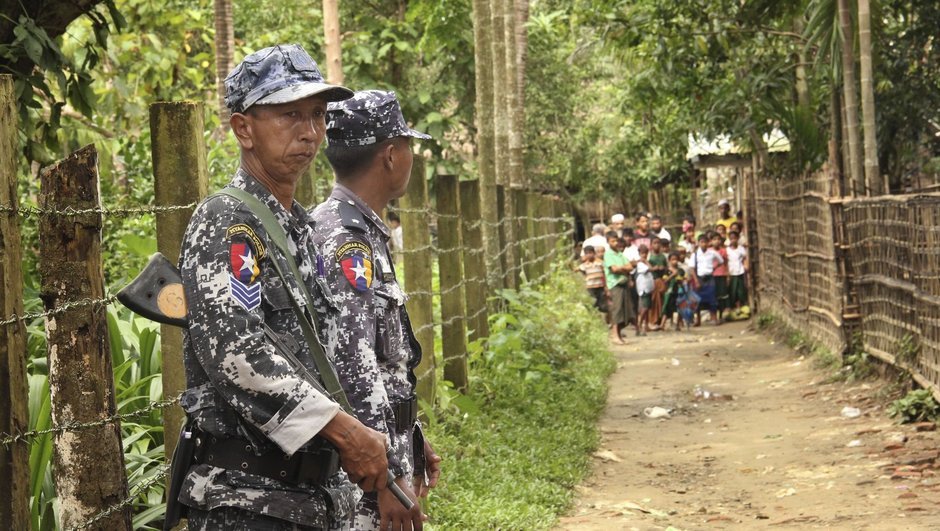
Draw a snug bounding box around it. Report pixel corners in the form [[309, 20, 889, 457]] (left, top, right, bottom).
[[227, 226, 263, 310], [337, 240, 373, 292]]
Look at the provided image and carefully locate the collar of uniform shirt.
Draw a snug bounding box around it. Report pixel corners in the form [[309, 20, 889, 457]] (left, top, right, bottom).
[[235, 168, 313, 232], [329, 182, 391, 239]]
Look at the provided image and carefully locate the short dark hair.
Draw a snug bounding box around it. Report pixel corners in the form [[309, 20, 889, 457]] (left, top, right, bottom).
[[682, 214, 696, 224], [668, 251, 681, 260], [651, 237, 662, 245], [635, 212, 648, 221], [605, 231, 619, 240], [697, 234, 709, 242], [324, 138, 394, 179], [583, 245, 595, 253], [651, 215, 662, 223], [638, 244, 649, 253]]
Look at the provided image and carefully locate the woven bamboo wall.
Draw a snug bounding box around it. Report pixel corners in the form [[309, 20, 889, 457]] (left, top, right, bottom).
[[843, 195, 940, 392], [753, 171, 846, 355]]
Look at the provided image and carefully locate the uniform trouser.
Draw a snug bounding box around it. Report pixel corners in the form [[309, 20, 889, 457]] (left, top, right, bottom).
[[187, 507, 329, 531]]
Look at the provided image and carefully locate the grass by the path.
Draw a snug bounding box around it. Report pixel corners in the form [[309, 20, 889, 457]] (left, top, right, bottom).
[[423, 268, 615, 529]]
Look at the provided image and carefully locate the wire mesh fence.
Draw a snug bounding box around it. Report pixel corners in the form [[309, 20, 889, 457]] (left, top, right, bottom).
[[0, 141, 574, 529]]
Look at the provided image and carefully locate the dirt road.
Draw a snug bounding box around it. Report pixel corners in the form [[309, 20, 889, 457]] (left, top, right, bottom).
[[558, 321, 940, 530]]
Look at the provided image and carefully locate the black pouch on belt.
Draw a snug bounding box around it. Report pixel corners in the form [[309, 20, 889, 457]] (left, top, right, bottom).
[[393, 396, 418, 432], [199, 435, 340, 486]]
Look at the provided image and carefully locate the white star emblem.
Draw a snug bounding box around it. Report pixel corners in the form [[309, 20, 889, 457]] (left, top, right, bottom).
[[351, 261, 367, 280], [239, 249, 256, 272]]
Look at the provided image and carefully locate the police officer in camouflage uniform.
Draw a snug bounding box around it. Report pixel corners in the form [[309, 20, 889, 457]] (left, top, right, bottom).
[[311, 90, 442, 531], [176, 45, 392, 530]]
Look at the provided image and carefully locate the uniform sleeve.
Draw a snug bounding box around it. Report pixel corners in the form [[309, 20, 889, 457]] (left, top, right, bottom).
[[319, 231, 404, 474], [181, 200, 340, 455]]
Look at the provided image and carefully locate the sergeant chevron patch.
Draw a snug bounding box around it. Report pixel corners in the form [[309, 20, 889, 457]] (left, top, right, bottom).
[[229, 274, 261, 310]]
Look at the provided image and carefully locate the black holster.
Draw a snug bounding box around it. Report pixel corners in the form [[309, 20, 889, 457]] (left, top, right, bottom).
[[164, 421, 199, 531]]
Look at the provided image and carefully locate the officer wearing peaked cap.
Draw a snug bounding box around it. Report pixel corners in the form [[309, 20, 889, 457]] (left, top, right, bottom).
[[311, 90, 442, 531], [175, 45, 392, 530]]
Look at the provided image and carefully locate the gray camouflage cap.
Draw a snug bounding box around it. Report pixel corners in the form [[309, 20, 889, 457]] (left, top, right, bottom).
[[224, 44, 353, 114], [326, 90, 432, 147]]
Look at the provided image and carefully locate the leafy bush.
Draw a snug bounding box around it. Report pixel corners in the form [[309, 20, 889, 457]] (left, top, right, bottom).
[[888, 389, 940, 424], [422, 267, 614, 529]]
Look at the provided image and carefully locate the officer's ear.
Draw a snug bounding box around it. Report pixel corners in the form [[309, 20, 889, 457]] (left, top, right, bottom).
[[381, 140, 397, 171], [230, 112, 254, 150]]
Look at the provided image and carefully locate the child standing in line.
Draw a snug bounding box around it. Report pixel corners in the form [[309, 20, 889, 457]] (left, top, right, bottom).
[[727, 231, 749, 310], [661, 251, 689, 331], [634, 244, 654, 336], [579, 245, 608, 316], [694, 232, 724, 326], [712, 232, 730, 320], [648, 238, 668, 330]]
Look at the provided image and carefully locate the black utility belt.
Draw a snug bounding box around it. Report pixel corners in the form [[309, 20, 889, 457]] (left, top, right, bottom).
[[198, 434, 340, 486], [393, 396, 418, 432]]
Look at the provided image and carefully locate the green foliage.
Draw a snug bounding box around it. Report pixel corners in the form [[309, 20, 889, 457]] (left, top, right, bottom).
[[422, 269, 614, 529], [888, 389, 940, 424]]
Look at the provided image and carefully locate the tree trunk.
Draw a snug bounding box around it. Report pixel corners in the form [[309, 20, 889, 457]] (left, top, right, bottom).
[[793, 15, 810, 109], [491, 0, 510, 187], [857, 0, 882, 194], [837, 0, 864, 196], [39, 145, 130, 530], [322, 0, 344, 85], [504, 0, 524, 188], [213, 0, 234, 129], [471, 0, 502, 292], [515, 0, 529, 122]]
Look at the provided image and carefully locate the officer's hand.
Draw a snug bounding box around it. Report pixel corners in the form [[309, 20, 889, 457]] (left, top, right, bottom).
[[320, 412, 388, 492], [379, 477, 425, 531], [413, 439, 441, 498]]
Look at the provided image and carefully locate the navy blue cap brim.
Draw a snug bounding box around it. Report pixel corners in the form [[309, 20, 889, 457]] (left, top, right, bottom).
[[401, 128, 432, 140], [252, 81, 354, 108]]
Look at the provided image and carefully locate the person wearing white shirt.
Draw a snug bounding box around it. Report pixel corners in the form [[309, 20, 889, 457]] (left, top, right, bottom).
[[693, 233, 723, 326], [581, 223, 610, 257], [727, 231, 749, 309], [649, 215, 671, 243]]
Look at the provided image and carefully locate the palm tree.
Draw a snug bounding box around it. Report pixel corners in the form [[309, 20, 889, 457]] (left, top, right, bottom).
[[213, 0, 234, 129]]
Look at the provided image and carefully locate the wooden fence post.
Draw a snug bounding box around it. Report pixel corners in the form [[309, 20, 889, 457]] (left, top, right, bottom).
[[0, 74, 29, 531], [459, 180, 489, 341], [496, 185, 512, 290], [401, 156, 435, 404], [436, 176, 469, 392], [512, 189, 529, 284], [38, 145, 131, 530], [150, 102, 209, 461]]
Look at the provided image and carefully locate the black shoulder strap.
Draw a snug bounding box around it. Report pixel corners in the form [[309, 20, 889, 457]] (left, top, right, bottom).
[[218, 188, 352, 412]]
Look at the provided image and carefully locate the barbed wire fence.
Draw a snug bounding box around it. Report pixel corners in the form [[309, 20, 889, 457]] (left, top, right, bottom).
[[0, 96, 577, 529]]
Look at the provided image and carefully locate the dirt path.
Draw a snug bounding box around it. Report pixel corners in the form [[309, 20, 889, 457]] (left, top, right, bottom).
[[558, 321, 940, 530]]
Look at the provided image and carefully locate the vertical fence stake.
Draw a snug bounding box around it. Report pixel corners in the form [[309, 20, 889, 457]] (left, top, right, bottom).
[[511, 189, 529, 285], [459, 180, 489, 342], [150, 102, 209, 461], [496, 185, 512, 291], [436, 175, 469, 392], [0, 74, 29, 531], [38, 145, 131, 530], [401, 156, 435, 404]]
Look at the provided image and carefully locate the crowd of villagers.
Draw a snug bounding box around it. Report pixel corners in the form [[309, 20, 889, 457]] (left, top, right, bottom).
[[576, 201, 751, 344]]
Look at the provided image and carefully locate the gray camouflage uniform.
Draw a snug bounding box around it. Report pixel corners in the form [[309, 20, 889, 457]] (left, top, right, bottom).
[[178, 170, 360, 529], [311, 90, 430, 529], [176, 44, 359, 530]]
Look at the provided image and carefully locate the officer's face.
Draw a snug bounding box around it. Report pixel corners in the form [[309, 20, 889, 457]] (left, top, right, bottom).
[[234, 95, 328, 183], [388, 137, 414, 199]]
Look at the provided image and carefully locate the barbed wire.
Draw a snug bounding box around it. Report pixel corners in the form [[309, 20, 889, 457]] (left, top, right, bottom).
[[67, 464, 171, 531], [0, 202, 198, 218], [0, 295, 117, 328], [0, 395, 180, 446]]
